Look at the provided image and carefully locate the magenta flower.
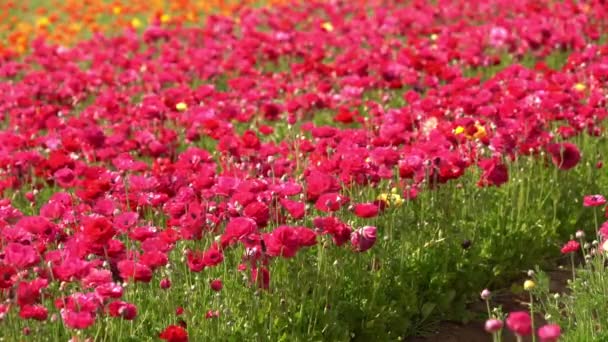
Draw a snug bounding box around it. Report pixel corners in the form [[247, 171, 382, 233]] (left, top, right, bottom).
[[484, 319, 503, 333], [538, 324, 561, 342], [583, 194, 606, 207], [506, 311, 532, 337], [560, 240, 580, 254]]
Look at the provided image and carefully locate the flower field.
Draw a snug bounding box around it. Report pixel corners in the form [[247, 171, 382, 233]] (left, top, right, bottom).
[[1, 0, 608, 341]]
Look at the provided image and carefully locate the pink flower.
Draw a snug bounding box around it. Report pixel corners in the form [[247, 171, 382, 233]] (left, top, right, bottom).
[[61, 309, 95, 329], [583, 194, 606, 207], [560, 240, 580, 254], [351, 226, 377, 252], [538, 324, 561, 342], [506, 311, 532, 336], [484, 319, 503, 333], [160, 278, 172, 290]]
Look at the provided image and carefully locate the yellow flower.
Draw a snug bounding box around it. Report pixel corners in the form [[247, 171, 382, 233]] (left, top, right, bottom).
[[473, 123, 486, 139], [160, 14, 171, 24], [112, 6, 122, 15], [390, 193, 403, 207], [321, 22, 334, 32], [523, 280, 536, 291], [36, 17, 50, 28], [176, 102, 188, 112], [573, 83, 586, 92], [453, 126, 465, 135], [131, 18, 143, 29], [376, 193, 389, 205]]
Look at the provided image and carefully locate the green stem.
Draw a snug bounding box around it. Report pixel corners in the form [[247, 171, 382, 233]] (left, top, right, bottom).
[[530, 293, 536, 342]]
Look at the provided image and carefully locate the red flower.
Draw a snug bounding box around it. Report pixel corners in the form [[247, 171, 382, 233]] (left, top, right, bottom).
[[186, 250, 205, 272], [315, 192, 348, 212], [244, 201, 270, 227], [117, 260, 153, 283], [583, 194, 606, 207], [478, 158, 509, 187], [560, 240, 580, 254], [108, 301, 137, 320], [305, 171, 334, 200], [220, 217, 257, 248], [280, 198, 306, 219], [264, 226, 302, 258], [210, 279, 223, 292], [19, 304, 48, 321], [202, 245, 224, 268], [313, 216, 352, 246], [547, 142, 581, 170], [506, 311, 532, 336], [0, 264, 16, 289], [160, 278, 171, 290], [353, 203, 379, 218], [17, 278, 48, 306], [53, 168, 76, 188], [159, 325, 188, 342], [82, 217, 116, 246]]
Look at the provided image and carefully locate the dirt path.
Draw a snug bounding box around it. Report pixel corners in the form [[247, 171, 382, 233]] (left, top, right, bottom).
[[408, 270, 570, 342]]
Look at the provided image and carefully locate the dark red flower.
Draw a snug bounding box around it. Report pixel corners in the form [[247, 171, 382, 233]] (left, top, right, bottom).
[[210, 279, 223, 292], [547, 142, 581, 170], [0, 264, 16, 289]]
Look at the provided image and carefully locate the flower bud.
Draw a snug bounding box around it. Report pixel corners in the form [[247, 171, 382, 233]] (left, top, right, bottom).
[[484, 319, 503, 333]]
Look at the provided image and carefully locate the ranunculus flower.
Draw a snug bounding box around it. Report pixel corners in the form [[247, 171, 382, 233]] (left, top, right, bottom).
[[506, 311, 532, 336], [53, 168, 76, 188], [538, 324, 561, 342], [350, 226, 377, 252], [353, 203, 379, 218], [108, 301, 137, 320], [547, 142, 581, 170], [159, 324, 188, 342], [560, 240, 580, 254], [583, 194, 606, 207], [210, 279, 223, 292], [61, 309, 96, 329], [484, 319, 503, 333], [4, 243, 40, 269], [82, 217, 116, 246], [19, 304, 48, 321]]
